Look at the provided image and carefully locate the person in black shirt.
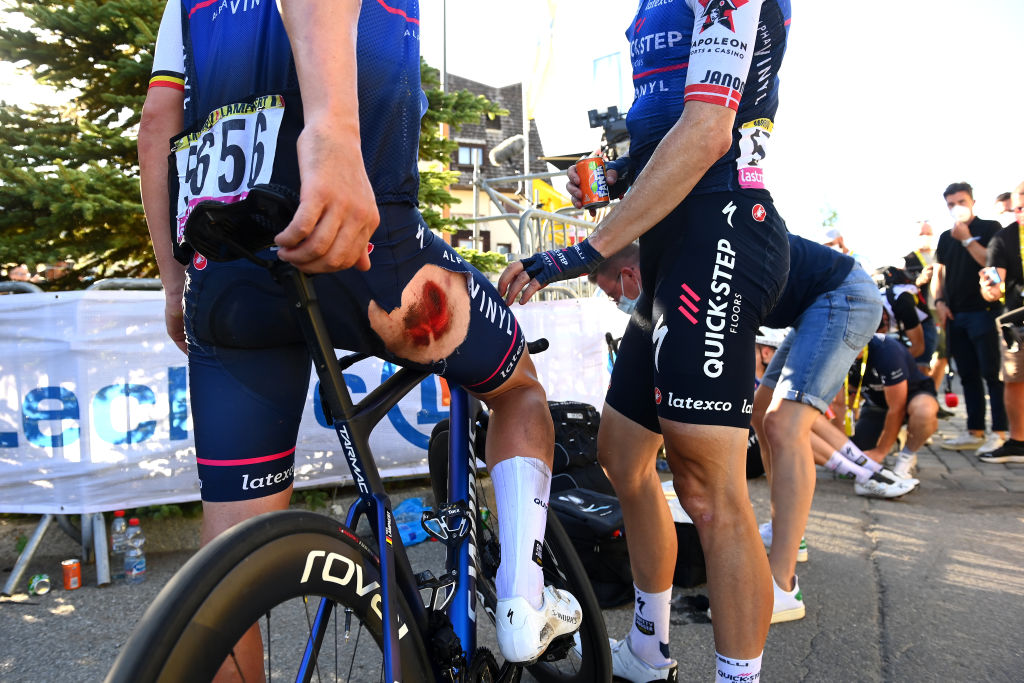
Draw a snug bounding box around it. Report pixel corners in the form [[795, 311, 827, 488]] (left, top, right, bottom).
[[850, 329, 939, 477], [933, 181, 1006, 454], [980, 180, 1024, 463]]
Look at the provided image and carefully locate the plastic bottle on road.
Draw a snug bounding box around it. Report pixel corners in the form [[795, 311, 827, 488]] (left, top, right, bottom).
[[124, 517, 147, 584], [109, 510, 128, 582]]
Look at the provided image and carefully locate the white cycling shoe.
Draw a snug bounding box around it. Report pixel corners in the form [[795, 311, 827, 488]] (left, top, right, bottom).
[[495, 585, 582, 664], [610, 636, 679, 682]]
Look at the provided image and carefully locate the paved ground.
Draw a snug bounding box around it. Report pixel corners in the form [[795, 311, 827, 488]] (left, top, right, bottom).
[[2, 410, 1023, 681]]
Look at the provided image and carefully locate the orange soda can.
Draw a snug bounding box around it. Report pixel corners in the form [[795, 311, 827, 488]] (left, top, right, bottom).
[[575, 157, 610, 209], [62, 558, 82, 590]]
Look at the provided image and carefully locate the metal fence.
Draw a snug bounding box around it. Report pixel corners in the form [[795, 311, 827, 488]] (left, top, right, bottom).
[[462, 168, 617, 301]]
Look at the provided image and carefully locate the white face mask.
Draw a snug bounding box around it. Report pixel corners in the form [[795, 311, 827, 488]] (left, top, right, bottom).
[[616, 272, 640, 315], [950, 204, 972, 223]]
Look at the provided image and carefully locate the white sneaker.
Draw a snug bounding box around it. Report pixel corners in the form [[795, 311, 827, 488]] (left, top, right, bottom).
[[891, 452, 917, 478], [975, 433, 1005, 455], [942, 432, 985, 450], [495, 585, 582, 664], [771, 575, 805, 624], [609, 637, 679, 683], [759, 520, 808, 562], [854, 471, 919, 498]]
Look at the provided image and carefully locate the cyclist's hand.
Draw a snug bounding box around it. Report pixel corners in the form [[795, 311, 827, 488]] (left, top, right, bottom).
[[498, 240, 604, 305], [566, 164, 620, 216], [275, 117, 379, 273], [164, 298, 187, 355]]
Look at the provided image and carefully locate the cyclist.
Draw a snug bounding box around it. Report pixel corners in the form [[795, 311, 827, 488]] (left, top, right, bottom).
[[501, 2, 792, 681], [137, 0, 580, 673]]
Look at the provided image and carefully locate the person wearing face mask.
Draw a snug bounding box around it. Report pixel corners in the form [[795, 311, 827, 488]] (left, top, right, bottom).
[[932, 181, 1007, 455], [587, 241, 641, 316]]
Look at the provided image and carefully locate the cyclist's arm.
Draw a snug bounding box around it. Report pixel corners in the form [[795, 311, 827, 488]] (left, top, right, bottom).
[[139, 86, 187, 354], [274, 0, 379, 274], [871, 381, 908, 456]]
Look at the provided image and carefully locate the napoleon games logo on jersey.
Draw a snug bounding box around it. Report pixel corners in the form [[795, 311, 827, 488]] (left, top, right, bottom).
[[699, 0, 749, 33]]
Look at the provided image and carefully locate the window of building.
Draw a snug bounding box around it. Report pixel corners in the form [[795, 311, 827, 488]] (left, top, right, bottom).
[[485, 114, 502, 131], [456, 145, 483, 167]]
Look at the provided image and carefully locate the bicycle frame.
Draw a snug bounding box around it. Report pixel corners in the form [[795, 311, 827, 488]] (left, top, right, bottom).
[[273, 262, 484, 682]]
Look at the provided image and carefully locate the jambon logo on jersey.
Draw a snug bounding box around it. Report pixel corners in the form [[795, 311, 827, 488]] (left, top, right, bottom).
[[704, 239, 737, 378]]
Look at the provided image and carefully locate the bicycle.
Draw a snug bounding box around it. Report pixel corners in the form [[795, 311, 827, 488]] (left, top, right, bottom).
[[105, 185, 612, 682]]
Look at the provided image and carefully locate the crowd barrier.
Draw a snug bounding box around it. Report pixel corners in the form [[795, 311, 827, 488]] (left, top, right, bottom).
[[0, 289, 626, 514]]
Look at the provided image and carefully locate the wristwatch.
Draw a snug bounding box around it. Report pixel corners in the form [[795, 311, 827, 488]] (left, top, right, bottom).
[[961, 236, 979, 247]]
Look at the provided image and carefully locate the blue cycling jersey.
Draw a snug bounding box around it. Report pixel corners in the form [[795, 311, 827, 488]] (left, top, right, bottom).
[[152, 0, 423, 206], [625, 0, 791, 193]]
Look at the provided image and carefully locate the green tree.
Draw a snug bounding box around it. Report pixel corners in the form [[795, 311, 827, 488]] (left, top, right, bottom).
[[0, 0, 507, 288], [0, 0, 161, 286]]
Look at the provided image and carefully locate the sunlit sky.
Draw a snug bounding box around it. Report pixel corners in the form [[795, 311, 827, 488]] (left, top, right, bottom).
[[3, 0, 1022, 271]]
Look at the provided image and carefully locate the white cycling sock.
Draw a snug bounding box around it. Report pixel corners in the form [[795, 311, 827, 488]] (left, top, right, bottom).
[[715, 651, 762, 683], [628, 585, 673, 668], [491, 457, 550, 609], [839, 440, 882, 472], [824, 451, 873, 484]]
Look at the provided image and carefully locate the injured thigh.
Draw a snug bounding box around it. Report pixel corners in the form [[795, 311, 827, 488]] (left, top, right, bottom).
[[368, 264, 471, 365]]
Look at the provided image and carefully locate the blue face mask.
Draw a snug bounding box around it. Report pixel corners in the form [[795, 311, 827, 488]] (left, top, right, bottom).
[[616, 272, 640, 315]]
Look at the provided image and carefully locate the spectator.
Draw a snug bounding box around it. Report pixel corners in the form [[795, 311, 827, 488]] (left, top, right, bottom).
[[933, 181, 1006, 454], [994, 191, 1015, 228], [751, 233, 880, 623], [821, 226, 868, 270], [848, 324, 940, 476], [879, 265, 935, 373], [979, 180, 1024, 463], [903, 221, 950, 392]]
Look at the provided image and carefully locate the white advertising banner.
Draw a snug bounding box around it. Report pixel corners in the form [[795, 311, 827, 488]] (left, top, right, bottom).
[[0, 290, 627, 514]]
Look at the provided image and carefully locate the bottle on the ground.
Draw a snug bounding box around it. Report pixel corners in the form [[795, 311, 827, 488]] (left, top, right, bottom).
[[124, 517, 147, 584], [109, 510, 128, 582]]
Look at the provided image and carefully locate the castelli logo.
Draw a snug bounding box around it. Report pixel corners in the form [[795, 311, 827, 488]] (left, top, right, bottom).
[[654, 387, 662, 405], [367, 242, 375, 255], [192, 253, 208, 270], [752, 204, 766, 222]]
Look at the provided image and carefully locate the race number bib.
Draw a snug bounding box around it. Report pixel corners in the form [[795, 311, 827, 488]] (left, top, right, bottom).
[[172, 95, 286, 245]]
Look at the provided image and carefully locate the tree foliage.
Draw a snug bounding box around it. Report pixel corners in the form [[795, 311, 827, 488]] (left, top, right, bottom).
[[0, 0, 506, 289]]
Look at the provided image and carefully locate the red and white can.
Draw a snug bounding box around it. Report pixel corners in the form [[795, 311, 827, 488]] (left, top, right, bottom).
[[62, 558, 82, 590], [575, 157, 610, 209]]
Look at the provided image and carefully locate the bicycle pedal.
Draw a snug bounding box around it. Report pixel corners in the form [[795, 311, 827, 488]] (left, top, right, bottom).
[[421, 500, 471, 545], [539, 632, 578, 663]]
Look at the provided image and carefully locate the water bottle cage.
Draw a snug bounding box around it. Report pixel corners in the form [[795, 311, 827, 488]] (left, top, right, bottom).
[[420, 501, 471, 546], [415, 568, 459, 613]]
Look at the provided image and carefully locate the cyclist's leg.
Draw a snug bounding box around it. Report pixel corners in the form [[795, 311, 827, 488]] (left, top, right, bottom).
[[633, 192, 787, 671], [334, 215, 580, 662], [184, 255, 313, 681]]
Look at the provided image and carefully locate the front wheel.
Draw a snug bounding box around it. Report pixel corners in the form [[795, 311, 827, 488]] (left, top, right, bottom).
[[105, 510, 432, 682]]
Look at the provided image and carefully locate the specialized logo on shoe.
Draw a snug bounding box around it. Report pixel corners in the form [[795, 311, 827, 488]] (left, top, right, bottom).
[[751, 203, 766, 222], [507, 608, 514, 623], [532, 540, 544, 568]]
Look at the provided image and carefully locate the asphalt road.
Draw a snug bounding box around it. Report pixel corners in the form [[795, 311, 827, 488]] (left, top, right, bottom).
[[2, 414, 1023, 682]]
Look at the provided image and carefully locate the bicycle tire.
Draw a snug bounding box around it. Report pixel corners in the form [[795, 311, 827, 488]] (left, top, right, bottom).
[[105, 510, 432, 683], [428, 420, 613, 682]]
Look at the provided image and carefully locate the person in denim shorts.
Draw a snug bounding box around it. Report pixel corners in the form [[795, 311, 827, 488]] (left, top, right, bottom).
[[750, 233, 881, 623]]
